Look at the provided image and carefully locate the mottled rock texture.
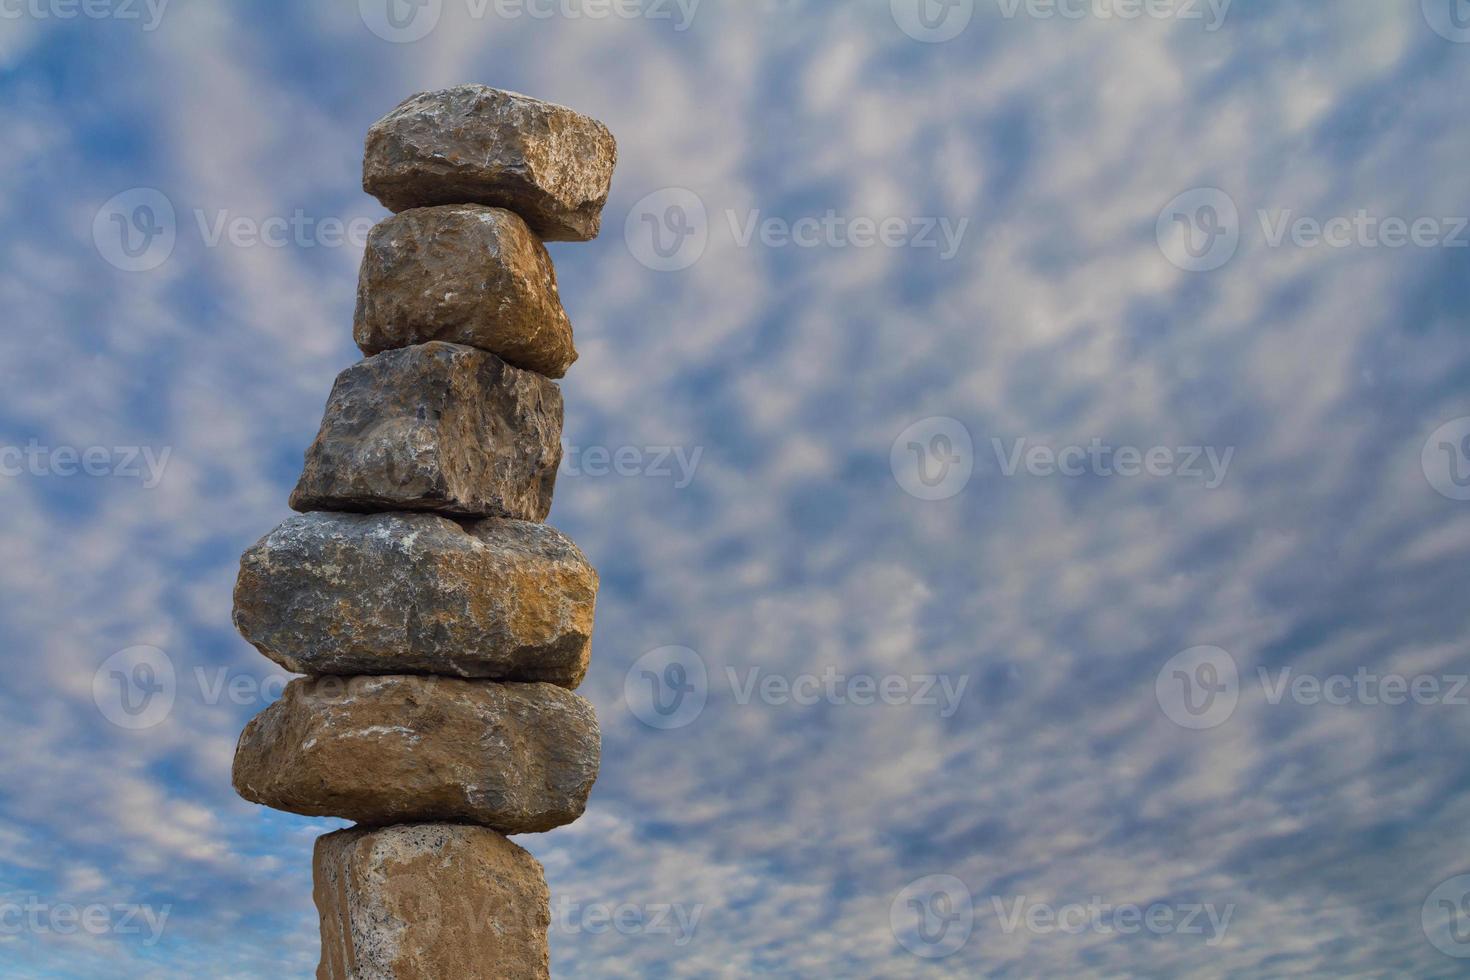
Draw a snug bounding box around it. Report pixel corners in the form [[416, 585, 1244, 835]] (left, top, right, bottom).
[[315, 823, 550, 980], [233, 675, 599, 833], [355, 205, 577, 378], [233, 512, 597, 687], [364, 85, 617, 242], [289, 342, 563, 521]]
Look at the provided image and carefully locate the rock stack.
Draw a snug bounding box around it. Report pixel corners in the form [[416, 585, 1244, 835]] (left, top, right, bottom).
[[230, 85, 617, 979]]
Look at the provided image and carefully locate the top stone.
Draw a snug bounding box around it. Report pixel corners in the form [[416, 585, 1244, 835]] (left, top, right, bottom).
[[363, 85, 617, 242]]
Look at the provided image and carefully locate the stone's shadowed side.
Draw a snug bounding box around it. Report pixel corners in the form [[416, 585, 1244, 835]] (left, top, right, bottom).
[[234, 512, 598, 687], [289, 342, 563, 521], [363, 85, 617, 242], [233, 676, 600, 833], [315, 824, 551, 980], [355, 205, 578, 378]]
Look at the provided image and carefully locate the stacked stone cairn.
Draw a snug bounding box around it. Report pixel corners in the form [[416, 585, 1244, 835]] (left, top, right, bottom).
[[230, 85, 617, 979]]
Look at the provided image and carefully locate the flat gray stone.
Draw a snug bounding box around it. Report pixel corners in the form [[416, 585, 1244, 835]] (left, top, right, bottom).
[[234, 512, 597, 687], [354, 206, 577, 379], [289, 342, 562, 521], [233, 675, 600, 833], [315, 823, 550, 980], [363, 85, 617, 242]]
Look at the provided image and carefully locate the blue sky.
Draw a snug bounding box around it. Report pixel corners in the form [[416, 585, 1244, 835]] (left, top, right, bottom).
[[2, 1, 1470, 976]]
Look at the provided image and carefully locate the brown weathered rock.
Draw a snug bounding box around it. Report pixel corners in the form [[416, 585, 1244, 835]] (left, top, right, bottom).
[[233, 512, 597, 687], [364, 85, 617, 242], [315, 824, 550, 980], [354, 206, 577, 378], [233, 675, 599, 833], [289, 342, 562, 521]]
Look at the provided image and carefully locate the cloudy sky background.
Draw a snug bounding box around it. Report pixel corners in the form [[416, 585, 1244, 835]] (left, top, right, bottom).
[[2, 0, 1470, 976]]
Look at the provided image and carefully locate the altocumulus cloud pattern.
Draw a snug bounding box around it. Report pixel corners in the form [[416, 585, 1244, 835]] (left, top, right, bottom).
[[3, 1, 1470, 976]]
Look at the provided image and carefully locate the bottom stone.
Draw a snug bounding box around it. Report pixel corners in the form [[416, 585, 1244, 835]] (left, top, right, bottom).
[[315, 823, 550, 980]]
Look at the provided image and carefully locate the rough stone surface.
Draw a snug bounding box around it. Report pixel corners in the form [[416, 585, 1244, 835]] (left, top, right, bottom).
[[233, 675, 599, 833], [315, 823, 550, 980], [355, 206, 577, 378], [363, 85, 617, 242], [233, 512, 597, 687], [289, 342, 563, 521]]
